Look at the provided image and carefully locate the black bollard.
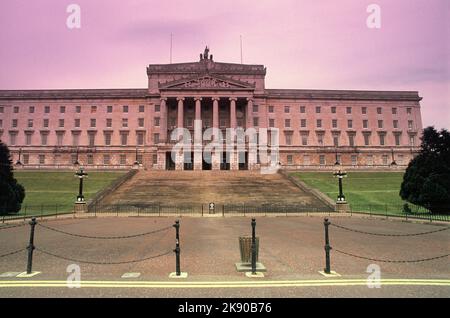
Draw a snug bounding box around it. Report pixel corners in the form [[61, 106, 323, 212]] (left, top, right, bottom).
[[323, 218, 332, 274], [173, 220, 181, 276], [251, 218, 257, 275], [26, 217, 37, 274]]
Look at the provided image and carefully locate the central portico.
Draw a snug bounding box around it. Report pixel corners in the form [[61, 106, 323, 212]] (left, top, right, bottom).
[[149, 47, 266, 171]]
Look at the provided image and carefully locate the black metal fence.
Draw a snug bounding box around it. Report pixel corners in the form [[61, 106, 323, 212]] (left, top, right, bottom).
[[349, 204, 450, 222], [0, 205, 74, 223]]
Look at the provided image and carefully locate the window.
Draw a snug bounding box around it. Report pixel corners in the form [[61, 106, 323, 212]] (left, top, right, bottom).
[[60, 106, 65, 113], [347, 120, 353, 129], [348, 133, 355, 147], [76, 106, 81, 113], [88, 132, 96, 147], [75, 119, 80, 128], [59, 119, 64, 128], [71, 154, 77, 164], [120, 133, 128, 146], [153, 133, 160, 144], [300, 106, 306, 113], [153, 118, 159, 127], [87, 154, 94, 165], [120, 154, 127, 165], [378, 120, 383, 129], [56, 132, 64, 146], [39, 155, 45, 165], [253, 105, 259, 113], [382, 155, 389, 165], [253, 117, 259, 127], [0, 119, 2, 128], [72, 133, 80, 146], [29, 106, 35, 113], [301, 119, 307, 128], [43, 119, 49, 128], [346, 107, 352, 114], [395, 134, 401, 146], [23, 154, 29, 165], [331, 107, 336, 114], [268, 106, 274, 113], [107, 106, 113, 113], [409, 135, 415, 146], [351, 155, 357, 166], [316, 119, 322, 128], [106, 118, 112, 128], [25, 133, 32, 145], [363, 133, 371, 146], [316, 106, 321, 113], [45, 106, 50, 113], [367, 155, 374, 166], [9, 132, 17, 145], [90, 119, 96, 128], [398, 155, 404, 165], [285, 133, 292, 145], [393, 120, 398, 129], [137, 132, 145, 145], [377, 107, 382, 114], [302, 133, 309, 146], [41, 133, 48, 146], [379, 133, 385, 146], [363, 120, 368, 129], [28, 119, 33, 128], [332, 119, 338, 128], [104, 133, 112, 146], [285, 119, 291, 128], [152, 154, 158, 165], [408, 120, 414, 130], [0, 106, 3, 113], [139, 105, 145, 113], [319, 155, 326, 165], [12, 119, 18, 128], [407, 107, 412, 115], [287, 155, 293, 165], [123, 105, 128, 113], [333, 134, 339, 147], [269, 119, 275, 128], [91, 106, 97, 113], [392, 107, 397, 115], [14, 106, 19, 113], [122, 118, 128, 128], [303, 155, 310, 165], [283, 106, 289, 113], [103, 155, 110, 165]]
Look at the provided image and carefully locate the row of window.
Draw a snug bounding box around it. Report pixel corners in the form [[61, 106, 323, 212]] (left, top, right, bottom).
[[19, 154, 150, 166], [285, 154, 405, 166], [283, 131, 416, 147], [266, 105, 414, 115], [269, 118, 416, 130], [8, 131, 146, 147], [3, 118, 157, 129], [0, 105, 152, 114]]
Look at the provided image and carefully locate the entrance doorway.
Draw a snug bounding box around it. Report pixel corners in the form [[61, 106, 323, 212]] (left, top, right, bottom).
[[238, 152, 248, 170], [202, 153, 212, 170], [220, 152, 230, 170], [184, 152, 194, 170], [165, 152, 175, 170]]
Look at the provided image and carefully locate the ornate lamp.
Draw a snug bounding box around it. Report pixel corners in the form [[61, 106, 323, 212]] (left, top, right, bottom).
[[75, 167, 88, 202], [333, 168, 347, 203]]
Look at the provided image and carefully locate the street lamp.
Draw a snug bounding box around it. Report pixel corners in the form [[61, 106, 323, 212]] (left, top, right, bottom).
[[75, 167, 88, 202], [15, 148, 23, 166], [333, 169, 347, 203], [390, 148, 397, 166], [334, 148, 340, 166], [73, 147, 80, 168]]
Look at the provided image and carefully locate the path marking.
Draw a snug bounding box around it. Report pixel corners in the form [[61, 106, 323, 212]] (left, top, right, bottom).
[[0, 279, 449, 289]]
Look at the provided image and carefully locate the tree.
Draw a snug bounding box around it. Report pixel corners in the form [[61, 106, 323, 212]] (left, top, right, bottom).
[[400, 127, 450, 214], [0, 142, 25, 215]]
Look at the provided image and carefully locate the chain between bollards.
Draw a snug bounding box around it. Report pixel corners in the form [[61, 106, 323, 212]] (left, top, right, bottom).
[[26, 217, 37, 274], [323, 218, 332, 274], [173, 220, 181, 276], [251, 218, 257, 275]]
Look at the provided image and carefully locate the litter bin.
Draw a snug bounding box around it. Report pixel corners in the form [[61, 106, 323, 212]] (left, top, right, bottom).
[[239, 236, 259, 263]]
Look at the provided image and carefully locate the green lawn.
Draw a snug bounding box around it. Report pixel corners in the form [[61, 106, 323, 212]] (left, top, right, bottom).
[[290, 171, 416, 214], [12, 171, 127, 215]]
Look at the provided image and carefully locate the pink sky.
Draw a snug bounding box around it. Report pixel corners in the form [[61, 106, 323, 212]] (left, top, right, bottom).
[[0, 0, 448, 129]]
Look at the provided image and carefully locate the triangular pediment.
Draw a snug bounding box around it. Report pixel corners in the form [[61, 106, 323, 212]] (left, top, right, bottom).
[[159, 75, 255, 90]]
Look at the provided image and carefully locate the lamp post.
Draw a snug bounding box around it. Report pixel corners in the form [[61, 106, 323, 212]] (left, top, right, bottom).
[[15, 148, 23, 166], [75, 167, 88, 202], [334, 148, 340, 166], [73, 147, 80, 168], [390, 148, 397, 166], [333, 169, 347, 203]]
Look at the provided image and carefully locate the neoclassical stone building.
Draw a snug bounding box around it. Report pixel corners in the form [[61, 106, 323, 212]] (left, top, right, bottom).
[[0, 48, 423, 170]]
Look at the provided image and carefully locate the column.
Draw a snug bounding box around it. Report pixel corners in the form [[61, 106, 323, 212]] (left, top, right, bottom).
[[246, 98, 253, 128], [212, 97, 220, 170], [194, 97, 203, 170], [160, 98, 167, 143], [175, 97, 185, 170], [229, 97, 237, 129]]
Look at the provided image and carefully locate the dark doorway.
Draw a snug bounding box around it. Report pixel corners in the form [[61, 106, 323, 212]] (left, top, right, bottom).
[[203, 153, 212, 170], [238, 152, 248, 170], [184, 152, 194, 170], [220, 152, 230, 170], [166, 152, 175, 170]]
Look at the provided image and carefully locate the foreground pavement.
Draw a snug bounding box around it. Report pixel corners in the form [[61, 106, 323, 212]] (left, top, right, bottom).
[[0, 216, 449, 297]]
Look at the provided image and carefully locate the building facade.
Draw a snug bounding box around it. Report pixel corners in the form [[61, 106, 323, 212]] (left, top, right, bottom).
[[0, 48, 423, 170]]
